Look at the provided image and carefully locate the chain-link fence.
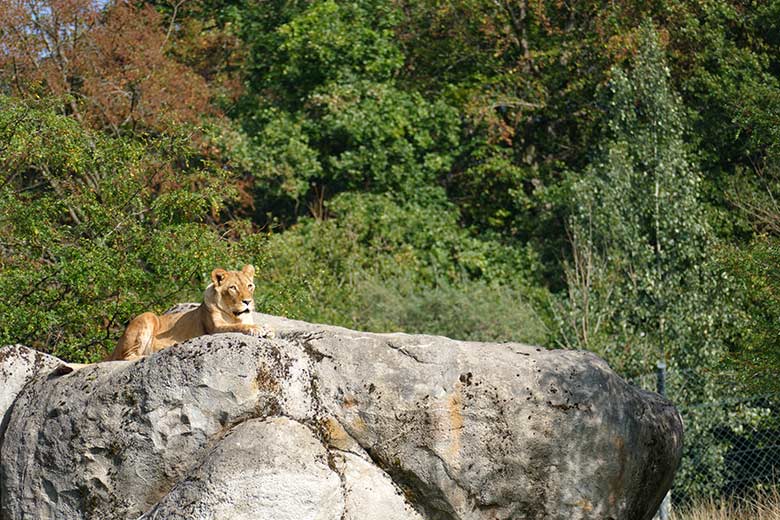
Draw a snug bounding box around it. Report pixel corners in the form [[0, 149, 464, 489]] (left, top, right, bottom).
[[630, 365, 780, 512]]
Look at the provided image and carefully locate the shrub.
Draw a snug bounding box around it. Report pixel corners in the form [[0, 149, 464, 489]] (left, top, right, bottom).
[[0, 96, 247, 361]]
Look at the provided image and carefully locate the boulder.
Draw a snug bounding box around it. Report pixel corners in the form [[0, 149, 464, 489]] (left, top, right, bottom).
[[0, 313, 683, 520]]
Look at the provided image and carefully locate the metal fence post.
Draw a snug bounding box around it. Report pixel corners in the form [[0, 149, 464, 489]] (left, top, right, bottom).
[[654, 360, 671, 520], [656, 361, 666, 397]]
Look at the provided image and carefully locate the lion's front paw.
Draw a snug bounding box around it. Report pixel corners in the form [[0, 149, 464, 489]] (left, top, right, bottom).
[[243, 325, 263, 337], [244, 324, 274, 338], [261, 325, 275, 339]]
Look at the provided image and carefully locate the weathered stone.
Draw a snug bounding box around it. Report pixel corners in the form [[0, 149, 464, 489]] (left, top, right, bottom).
[[0, 312, 683, 520], [0, 345, 70, 443], [334, 449, 426, 520], [140, 417, 345, 520], [260, 314, 683, 520], [1, 336, 316, 519]]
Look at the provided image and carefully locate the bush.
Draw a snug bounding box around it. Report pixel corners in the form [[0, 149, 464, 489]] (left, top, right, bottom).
[[0, 96, 250, 362], [255, 191, 550, 344], [353, 274, 549, 345]]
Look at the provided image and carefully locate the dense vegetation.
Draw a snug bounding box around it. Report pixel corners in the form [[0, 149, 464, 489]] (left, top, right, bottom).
[[1, 0, 779, 501]]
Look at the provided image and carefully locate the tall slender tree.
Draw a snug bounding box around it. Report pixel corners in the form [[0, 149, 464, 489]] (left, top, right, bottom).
[[561, 20, 722, 375], [558, 21, 752, 500]]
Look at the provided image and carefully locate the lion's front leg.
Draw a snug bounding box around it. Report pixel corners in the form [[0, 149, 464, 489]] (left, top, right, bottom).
[[212, 323, 274, 338]]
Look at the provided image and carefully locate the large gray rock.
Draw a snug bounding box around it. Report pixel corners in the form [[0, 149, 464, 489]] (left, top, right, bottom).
[[0, 313, 683, 520]]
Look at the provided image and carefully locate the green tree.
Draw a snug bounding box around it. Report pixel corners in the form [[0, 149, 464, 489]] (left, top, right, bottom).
[[223, 0, 462, 227], [0, 96, 255, 362], [239, 0, 402, 110], [717, 165, 780, 393], [556, 22, 752, 500], [721, 238, 780, 393], [559, 21, 722, 375]]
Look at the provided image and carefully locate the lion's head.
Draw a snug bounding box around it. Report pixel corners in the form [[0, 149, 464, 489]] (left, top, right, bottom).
[[209, 264, 256, 317]]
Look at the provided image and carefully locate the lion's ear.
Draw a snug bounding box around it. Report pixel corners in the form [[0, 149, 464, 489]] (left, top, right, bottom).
[[242, 264, 255, 279], [211, 268, 228, 286]]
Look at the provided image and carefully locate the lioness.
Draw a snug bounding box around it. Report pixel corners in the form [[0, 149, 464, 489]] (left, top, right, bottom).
[[107, 264, 271, 361]]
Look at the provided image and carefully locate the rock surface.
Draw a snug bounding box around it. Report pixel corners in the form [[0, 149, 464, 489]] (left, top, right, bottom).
[[0, 312, 683, 520], [0, 345, 70, 445], [140, 417, 346, 520]]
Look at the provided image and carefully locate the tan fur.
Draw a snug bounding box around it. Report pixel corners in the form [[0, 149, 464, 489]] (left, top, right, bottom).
[[107, 265, 271, 361]]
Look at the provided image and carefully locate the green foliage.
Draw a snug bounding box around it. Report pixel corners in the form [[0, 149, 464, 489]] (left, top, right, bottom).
[[304, 82, 460, 197], [668, 0, 780, 213], [556, 22, 766, 502], [559, 22, 724, 375], [324, 192, 508, 283], [0, 96, 251, 362], [206, 113, 323, 222], [237, 80, 461, 225], [713, 163, 780, 395], [719, 238, 780, 393], [255, 191, 549, 344], [232, 0, 463, 225], [352, 275, 549, 345], [240, 0, 403, 108], [274, 0, 402, 87]]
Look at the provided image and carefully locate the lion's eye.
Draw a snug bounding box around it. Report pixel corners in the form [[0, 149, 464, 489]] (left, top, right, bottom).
[[229, 285, 237, 292], [248, 284, 254, 290]]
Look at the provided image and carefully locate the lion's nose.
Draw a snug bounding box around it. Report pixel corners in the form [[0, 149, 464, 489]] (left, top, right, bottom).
[[242, 300, 252, 306]]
